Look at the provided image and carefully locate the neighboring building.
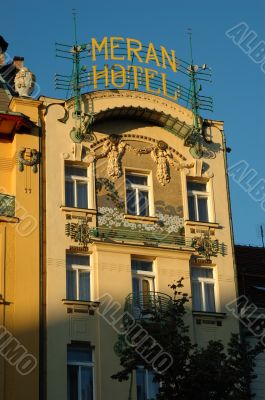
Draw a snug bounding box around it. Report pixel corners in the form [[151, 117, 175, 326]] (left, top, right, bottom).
[[235, 245, 265, 400], [42, 89, 240, 399], [0, 43, 42, 400]]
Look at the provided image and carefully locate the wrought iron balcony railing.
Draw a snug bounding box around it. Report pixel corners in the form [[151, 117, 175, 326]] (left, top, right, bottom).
[[0, 194, 15, 217], [90, 226, 193, 248], [124, 291, 172, 322]]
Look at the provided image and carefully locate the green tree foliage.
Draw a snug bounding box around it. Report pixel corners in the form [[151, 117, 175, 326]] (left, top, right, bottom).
[[112, 278, 262, 399]]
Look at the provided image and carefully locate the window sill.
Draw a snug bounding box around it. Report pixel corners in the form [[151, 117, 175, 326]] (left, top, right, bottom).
[[124, 214, 158, 224], [62, 299, 100, 315], [192, 311, 226, 319], [185, 220, 220, 229], [61, 206, 97, 215], [0, 215, 19, 223]]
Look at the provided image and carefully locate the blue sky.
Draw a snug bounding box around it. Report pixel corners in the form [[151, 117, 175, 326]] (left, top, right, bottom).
[[1, 0, 264, 246]]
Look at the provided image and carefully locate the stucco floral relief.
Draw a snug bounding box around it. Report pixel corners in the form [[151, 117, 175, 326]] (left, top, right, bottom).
[[98, 207, 184, 234]]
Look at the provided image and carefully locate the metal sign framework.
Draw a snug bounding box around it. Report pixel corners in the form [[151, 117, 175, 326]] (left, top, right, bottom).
[[54, 12, 213, 150]]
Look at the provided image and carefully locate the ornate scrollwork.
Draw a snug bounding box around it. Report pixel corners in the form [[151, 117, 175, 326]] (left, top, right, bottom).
[[65, 218, 90, 247], [18, 148, 40, 173], [191, 231, 219, 260]]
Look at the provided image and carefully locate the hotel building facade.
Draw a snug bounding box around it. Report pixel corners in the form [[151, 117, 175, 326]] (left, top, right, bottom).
[[41, 89, 240, 399]]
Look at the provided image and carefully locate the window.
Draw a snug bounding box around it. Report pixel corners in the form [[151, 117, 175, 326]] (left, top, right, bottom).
[[67, 344, 94, 400], [66, 255, 91, 301], [126, 173, 151, 217], [65, 165, 88, 209], [187, 181, 210, 222], [136, 368, 160, 400], [191, 267, 216, 312], [131, 259, 155, 317], [132, 259, 155, 297]]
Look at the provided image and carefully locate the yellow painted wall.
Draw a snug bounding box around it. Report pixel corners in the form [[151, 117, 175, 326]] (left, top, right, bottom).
[[0, 98, 41, 400]]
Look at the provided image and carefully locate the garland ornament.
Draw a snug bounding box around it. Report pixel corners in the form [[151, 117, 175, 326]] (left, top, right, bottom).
[[18, 148, 40, 173]]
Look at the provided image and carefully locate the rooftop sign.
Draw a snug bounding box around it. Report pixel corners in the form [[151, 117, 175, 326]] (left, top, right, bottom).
[[55, 35, 212, 117]]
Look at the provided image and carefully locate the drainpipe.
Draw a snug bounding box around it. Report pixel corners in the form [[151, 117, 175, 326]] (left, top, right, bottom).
[[39, 109, 46, 400]]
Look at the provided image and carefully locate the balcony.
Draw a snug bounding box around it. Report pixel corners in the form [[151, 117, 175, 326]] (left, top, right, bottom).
[[124, 291, 172, 323], [90, 226, 193, 249], [0, 194, 15, 217]]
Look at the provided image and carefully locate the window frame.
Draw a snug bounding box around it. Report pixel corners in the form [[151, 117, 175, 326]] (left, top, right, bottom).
[[64, 164, 89, 209], [125, 171, 154, 217], [187, 180, 211, 223], [66, 254, 92, 302], [67, 344, 95, 400], [131, 259, 155, 293], [191, 266, 217, 313], [136, 367, 160, 400]]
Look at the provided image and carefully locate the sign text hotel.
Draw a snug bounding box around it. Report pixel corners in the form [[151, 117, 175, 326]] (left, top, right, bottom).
[[87, 37, 179, 101]]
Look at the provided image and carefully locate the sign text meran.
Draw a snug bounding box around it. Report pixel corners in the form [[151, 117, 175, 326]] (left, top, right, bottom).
[[87, 37, 179, 100]]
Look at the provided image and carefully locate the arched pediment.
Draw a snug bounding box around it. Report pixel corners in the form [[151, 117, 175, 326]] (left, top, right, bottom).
[[66, 90, 194, 140]]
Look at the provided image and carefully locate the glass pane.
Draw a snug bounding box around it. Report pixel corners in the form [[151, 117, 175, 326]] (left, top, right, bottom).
[[67, 270, 77, 300], [77, 182, 88, 209], [136, 369, 146, 400], [65, 181, 75, 207], [81, 366, 93, 400], [139, 191, 149, 216], [65, 166, 87, 177], [133, 277, 140, 297], [142, 280, 152, 309], [148, 371, 159, 399], [132, 278, 141, 318], [142, 279, 150, 295], [67, 255, 90, 267], [67, 365, 78, 400], [188, 195, 196, 221], [67, 346, 92, 363], [205, 283, 216, 312], [131, 260, 153, 272], [192, 281, 203, 311], [126, 174, 148, 186], [187, 182, 207, 192], [79, 271, 90, 301], [126, 189, 136, 215], [192, 268, 213, 279], [198, 197, 209, 222]]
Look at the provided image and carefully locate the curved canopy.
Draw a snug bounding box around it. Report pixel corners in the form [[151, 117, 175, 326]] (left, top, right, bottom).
[[93, 105, 193, 140]]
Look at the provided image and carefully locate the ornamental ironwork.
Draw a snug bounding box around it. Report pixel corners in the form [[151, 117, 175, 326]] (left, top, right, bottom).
[[191, 231, 219, 260], [65, 218, 90, 246]]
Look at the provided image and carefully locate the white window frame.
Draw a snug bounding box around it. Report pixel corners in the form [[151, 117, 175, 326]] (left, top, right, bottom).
[[136, 367, 160, 400], [191, 267, 217, 312], [67, 346, 95, 400], [187, 180, 211, 222], [66, 255, 92, 301], [125, 171, 154, 217], [65, 164, 89, 209], [132, 259, 155, 293]]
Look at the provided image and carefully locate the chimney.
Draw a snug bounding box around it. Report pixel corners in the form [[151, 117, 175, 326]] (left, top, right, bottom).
[[13, 56, 24, 70]]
